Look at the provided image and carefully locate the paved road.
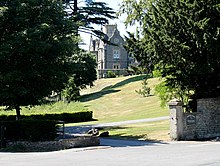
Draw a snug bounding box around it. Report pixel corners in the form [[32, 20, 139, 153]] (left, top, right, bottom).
[[1, 140, 220, 166], [65, 116, 169, 134]]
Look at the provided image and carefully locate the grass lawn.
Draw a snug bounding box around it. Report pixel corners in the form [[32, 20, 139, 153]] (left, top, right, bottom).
[[0, 75, 170, 141], [0, 101, 88, 116], [78, 75, 170, 141], [100, 120, 170, 141], [80, 75, 169, 123]]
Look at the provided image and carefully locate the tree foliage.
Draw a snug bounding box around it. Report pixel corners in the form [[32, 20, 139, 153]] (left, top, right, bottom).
[[0, 0, 100, 119], [120, 0, 220, 102], [0, 0, 115, 119], [63, 50, 97, 102], [135, 78, 151, 97], [60, 0, 115, 100], [0, 0, 80, 118], [60, 0, 116, 100], [64, 0, 116, 41]]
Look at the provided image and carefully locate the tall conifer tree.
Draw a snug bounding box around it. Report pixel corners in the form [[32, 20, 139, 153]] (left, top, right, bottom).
[[121, 0, 220, 102]]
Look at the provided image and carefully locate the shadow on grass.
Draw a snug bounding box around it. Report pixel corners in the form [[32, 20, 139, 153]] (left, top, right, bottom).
[[102, 75, 149, 90], [98, 126, 168, 147], [80, 75, 150, 102], [80, 89, 120, 102]]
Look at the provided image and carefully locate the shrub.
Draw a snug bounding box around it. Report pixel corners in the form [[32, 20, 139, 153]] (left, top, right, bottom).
[[62, 77, 80, 102], [128, 65, 149, 75], [107, 71, 116, 78], [0, 120, 58, 142], [135, 79, 151, 97], [155, 80, 191, 107], [0, 111, 93, 123], [152, 70, 162, 78]]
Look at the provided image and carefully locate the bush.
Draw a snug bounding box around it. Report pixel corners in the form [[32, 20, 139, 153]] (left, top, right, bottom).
[[135, 78, 151, 97], [107, 71, 116, 78], [0, 111, 93, 123], [62, 77, 80, 102], [152, 70, 162, 78], [0, 120, 58, 142], [155, 80, 191, 107], [128, 65, 149, 75]]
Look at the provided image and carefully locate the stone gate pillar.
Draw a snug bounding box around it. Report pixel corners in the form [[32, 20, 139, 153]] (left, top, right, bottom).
[[169, 99, 184, 140]]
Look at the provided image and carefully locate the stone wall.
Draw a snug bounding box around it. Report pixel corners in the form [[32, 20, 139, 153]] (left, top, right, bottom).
[[182, 112, 197, 140], [169, 98, 220, 140], [6, 136, 100, 152]]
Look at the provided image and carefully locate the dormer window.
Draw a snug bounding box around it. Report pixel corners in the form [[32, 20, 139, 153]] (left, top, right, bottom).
[[113, 49, 120, 59]]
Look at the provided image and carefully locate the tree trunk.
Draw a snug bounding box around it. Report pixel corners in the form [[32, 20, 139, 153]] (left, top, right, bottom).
[[74, 0, 77, 14], [15, 106, 21, 120]]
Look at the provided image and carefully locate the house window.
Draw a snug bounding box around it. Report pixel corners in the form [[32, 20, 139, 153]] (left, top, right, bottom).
[[113, 49, 120, 59], [113, 64, 120, 69]]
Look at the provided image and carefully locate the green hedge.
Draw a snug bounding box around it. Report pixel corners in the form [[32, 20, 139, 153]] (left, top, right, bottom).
[[107, 71, 116, 78], [0, 111, 93, 123], [0, 120, 58, 142]]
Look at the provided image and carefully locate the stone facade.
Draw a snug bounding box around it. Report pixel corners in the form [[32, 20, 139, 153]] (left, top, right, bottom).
[[169, 98, 220, 140], [89, 25, 133, 78]]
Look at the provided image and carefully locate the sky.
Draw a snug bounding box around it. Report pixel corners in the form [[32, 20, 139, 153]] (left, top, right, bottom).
[[79, 0, 135, 50]]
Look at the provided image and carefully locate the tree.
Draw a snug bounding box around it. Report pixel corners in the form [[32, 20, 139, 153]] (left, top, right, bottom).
[[64, 0, 116, 40], [59, 0, 116, 102], [63, 50, 97, 102], [0, 0, 115, 119], [120, 0, 220, 103], [0, 0, 80, 119]]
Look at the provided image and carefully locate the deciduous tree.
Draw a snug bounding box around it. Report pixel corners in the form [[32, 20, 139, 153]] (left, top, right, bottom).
[[0, 0, 116, 119], [0, 0, 78, 119]]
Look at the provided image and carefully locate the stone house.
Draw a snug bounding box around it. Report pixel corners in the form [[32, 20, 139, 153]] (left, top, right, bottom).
[[89, 25, 133, 78]]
